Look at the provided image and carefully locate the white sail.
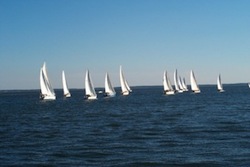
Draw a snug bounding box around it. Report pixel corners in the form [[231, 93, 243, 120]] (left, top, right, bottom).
[[178, 76, 184, 90], [217, 74, 224, 92], [42, 63, 55, 95], [163, 71, 169, 91], [174, 69, 183, 92], [182, 78, 188, 91], [62, 70, 71, 97], [85, 70, 97, 99], [40, 62, 56, 100], [174, 69, 179, 91], [190, 70, 200, 93], [105, 72, 116, 97], [163, 71, 175, 95], [167, 76, 174, 92], [120, 66, 132, 95]]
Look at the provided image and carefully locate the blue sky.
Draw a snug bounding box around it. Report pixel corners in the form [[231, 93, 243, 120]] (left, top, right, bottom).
[[1, 0, 250, 90]]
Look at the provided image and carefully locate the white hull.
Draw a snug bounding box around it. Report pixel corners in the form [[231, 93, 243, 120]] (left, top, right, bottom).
[[122, 91, 130, 96], [192, 90, 201, 94], [218, 90, 225, 93], [64, 93, 71, 97], [86, 95, 97, 100], [42, 95, 56, 100], [164, 90, 175, 95], [105, 92, 116, 97]]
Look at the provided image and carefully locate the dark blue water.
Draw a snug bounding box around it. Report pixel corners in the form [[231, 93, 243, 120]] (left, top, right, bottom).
[[1, 84, 250, 166]]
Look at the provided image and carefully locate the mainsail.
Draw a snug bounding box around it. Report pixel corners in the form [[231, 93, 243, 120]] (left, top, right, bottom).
[[85, 70, 97, 99], [190, 70, 200, 93], [217, 74, 224, 92], [178, 76, 184, 91], [105, 72, 116, 97], [174, 69, 179, 91], [163, 71, 175, 95], [40, 62, 56, 100], [120, 66, 132, 95], [174, 69, 183, 92], [62, 70, 71, 97], [182, 78, 188, 91]]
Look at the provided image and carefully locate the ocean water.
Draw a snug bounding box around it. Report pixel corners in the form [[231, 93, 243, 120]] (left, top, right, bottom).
[[0, 84, 250, 166]]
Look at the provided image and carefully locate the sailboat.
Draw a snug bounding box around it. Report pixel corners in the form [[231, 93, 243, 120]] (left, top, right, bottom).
[[178, 76, 184, 91], [217, 74, 224, 92], [163, 71, 175, 95], [190, 70, 201, 93], [120, 66, 132, 95], [84, 70, 97, 100], [174, 69, 183, 93], [62, 70, 71, 97], [182, 78, 189, 91], [104, 72, 116, 97], [40, 62, 56, 100]]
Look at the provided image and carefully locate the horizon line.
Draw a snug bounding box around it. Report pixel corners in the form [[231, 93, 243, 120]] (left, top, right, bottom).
[[0, 82, 248, 91]]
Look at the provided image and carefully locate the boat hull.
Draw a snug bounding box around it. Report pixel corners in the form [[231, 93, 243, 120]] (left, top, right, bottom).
[[41, 95, 56, 100], [192, 90, 201, 93], [164, 91, 175, 95], [84, 95, 97, 100], [122, 91, 130, 96], [88, 96, 97, 100], [104, 92, 116, 97], [64, 93, 71, 98]]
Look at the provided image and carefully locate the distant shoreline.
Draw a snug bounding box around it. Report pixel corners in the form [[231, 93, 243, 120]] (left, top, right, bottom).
[[0, 83, 248, 91]]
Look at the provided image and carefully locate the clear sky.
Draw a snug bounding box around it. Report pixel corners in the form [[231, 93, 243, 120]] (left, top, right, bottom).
[[1, 0, 250, 90]]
